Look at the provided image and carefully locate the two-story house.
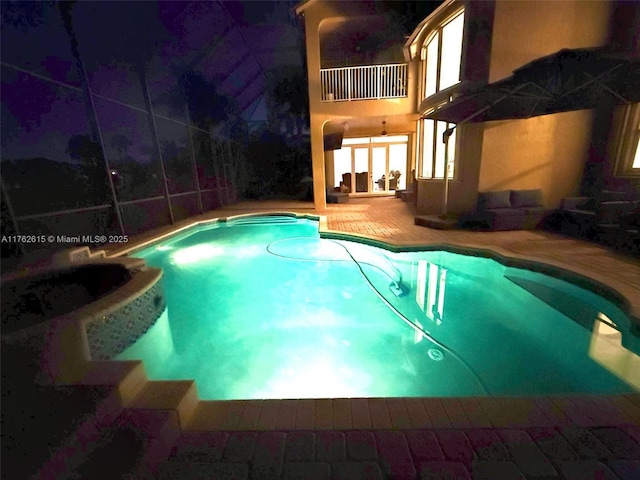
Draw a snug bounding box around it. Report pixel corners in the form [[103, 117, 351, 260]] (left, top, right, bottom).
[[296, 0, 639, 214], [295, 0, 422, 208]]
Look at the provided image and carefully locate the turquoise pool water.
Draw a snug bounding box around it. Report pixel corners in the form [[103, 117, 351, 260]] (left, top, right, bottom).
[[118, 215, 639, 400]]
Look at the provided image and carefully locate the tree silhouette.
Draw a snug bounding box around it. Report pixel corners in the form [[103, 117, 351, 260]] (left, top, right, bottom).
[[110, 134, 132, 161], [171, 71, 237, 131], [266, 66, 309, 139], [65, 134, 102, 166]]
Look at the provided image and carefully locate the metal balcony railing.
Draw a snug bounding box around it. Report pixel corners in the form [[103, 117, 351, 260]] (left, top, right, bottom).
[[320, 63, 408, 102]]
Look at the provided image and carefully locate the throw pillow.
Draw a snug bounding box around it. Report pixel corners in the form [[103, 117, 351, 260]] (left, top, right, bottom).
[[479, 190, 511, 210]]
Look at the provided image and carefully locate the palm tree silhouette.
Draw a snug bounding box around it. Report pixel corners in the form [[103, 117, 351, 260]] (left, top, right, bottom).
[[110, 134, 132, 161]]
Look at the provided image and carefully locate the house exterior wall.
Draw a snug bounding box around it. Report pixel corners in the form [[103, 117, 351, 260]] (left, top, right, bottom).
[[478, 111, 597, 207], [416, 0, 615, 215], [298, 0, 419, 212], [488, 0, 613, 83], [477, 0, 614, 207]]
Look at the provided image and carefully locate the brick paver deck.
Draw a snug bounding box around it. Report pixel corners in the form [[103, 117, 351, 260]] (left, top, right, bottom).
[[152, 426, 640, 479]]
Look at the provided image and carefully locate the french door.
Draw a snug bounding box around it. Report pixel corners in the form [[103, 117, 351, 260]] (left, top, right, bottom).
[[333, 136, 408, 194]]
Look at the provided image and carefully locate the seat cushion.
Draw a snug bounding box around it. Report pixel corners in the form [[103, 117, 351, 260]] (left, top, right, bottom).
[[511, 189, 543, 208], [485, 208, 525, 217], [478, 190, 511, 210], [519, 206, 546, 215], [597, 190, 630, 202], [597, 201, 638, 224]]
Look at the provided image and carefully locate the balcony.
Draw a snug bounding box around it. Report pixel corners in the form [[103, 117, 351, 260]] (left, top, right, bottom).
[[320, 63, 407, 102]]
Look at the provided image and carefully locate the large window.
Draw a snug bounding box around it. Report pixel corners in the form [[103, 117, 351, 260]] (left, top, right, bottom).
[[419, 119, 456, 179], [616, 103, 640, 176], [422, 10, 465, 99], [632, 120, 640, 170]]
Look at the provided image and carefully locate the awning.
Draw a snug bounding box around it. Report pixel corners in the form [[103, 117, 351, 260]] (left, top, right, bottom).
[[425, 47, 640, 124]]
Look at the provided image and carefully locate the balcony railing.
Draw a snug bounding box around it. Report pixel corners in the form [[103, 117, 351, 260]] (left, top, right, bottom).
[[320, 63, 407, 102]]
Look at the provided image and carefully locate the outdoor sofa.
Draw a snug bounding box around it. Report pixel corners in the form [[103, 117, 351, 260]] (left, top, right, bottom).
[[461, 189, 548, 231]]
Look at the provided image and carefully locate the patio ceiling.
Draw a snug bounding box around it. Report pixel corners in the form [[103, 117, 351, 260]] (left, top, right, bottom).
[[325, 114, 420, 136]]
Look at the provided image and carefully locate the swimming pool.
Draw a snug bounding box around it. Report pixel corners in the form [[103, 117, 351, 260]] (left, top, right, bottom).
[[118, 214, 639, 400]]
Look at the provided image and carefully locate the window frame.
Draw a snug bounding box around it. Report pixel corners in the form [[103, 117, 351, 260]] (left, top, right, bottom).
[[614, 103, 640, 177], [420, 8, 465, 102], [417, 8, 465, 180], [418, 118, 458, 181]]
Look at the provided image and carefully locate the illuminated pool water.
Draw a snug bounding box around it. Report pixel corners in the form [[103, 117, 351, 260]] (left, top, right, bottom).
[[118, 215, 640, 400]]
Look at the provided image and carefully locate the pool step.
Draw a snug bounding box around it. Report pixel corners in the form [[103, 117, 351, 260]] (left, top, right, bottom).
[[226, 214, 299, 226], [127, 380, 199, 431], [80, 362, 199, 430], [80, 360, 149, 406], [71, 367, 194, 478]]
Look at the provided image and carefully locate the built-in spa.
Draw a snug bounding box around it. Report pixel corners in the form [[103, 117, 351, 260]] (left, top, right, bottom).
[[1, 257, 165, 384]]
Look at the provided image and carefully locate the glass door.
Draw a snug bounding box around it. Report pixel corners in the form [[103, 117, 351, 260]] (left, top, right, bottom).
[[353, 147, 369, 192], [372, 135, 408, 192], [333, 147, 351, 190], [389, 143, 407, 191], [372, 146, 388, 192], [332, 135, 409, 194], [372, 144, 408, 192]]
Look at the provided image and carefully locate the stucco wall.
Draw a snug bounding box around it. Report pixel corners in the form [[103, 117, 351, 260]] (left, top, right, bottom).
[[478, 111, 596, 206], [477, 0, 614, 209], [488, 0, 612, 82]]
